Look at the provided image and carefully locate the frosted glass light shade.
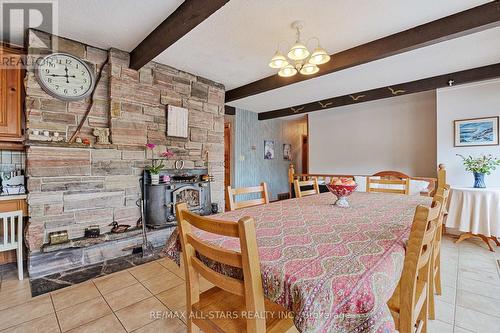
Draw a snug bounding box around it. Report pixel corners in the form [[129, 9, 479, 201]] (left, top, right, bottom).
[[268, 51, 289, 69], [278, 65, 298, 77], [287, 42, 310, 61], [309, 47, 330, 65], [299, 63, 319, 75]]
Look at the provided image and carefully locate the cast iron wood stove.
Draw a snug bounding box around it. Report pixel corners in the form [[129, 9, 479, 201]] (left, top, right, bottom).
[[143, 169, 212, 228]]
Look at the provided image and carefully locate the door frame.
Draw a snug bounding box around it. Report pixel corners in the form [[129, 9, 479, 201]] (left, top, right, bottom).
[[224, 122, 232, 210], [301, 134, 308, 174]]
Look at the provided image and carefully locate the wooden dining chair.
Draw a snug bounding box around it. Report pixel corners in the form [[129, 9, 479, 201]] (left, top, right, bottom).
[[293, 178, 320, 198], [226, 183, 270, 211], [428, 185, 450, 320], [175, 203, 294, 333], [0, 210, 23, 280], [387, 201, 441, 333], [366, 171, 410, 195]]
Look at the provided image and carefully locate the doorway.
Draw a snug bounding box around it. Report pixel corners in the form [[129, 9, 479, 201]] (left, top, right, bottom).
[[302, 134, 308, 173]]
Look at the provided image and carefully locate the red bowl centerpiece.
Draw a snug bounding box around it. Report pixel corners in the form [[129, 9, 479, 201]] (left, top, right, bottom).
[[326, 179, 357, 208]]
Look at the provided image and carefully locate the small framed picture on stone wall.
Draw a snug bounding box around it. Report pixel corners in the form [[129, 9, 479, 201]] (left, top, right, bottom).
[[167, 105, 188, 138]]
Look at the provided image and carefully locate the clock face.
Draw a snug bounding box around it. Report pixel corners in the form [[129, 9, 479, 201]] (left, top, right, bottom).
[[36, 53, 95, 101]]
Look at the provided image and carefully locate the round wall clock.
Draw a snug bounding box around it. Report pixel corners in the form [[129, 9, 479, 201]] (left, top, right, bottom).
[[35, 53, 96, 101]]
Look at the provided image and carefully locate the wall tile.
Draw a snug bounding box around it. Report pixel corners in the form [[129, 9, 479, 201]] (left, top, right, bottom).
[[0, 150, 26, 172]]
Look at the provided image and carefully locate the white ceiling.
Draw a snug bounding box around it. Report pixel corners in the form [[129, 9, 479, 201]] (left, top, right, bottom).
[[155, 0, 490, 89], [1, 0, 183, 50], [4, 0, 498, 113], [57, 0, 184, 51]]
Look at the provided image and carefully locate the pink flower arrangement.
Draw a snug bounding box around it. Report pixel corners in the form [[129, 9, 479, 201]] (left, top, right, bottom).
[[144, 144, 175, 174], [161, 150, 175, 158]]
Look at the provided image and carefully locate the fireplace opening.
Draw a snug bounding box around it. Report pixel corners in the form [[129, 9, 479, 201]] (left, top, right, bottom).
[[174, 186, 200, 210]]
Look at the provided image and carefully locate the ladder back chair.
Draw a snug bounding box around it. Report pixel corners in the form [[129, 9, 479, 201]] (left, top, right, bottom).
[[387, 201, 442, 333], [175, 203, 294, 333], [428, 184, 450, 320], [0, 210, 23, 280], [293, 178, 320, 198], [366, 171, 410, 195], [226, 182, 270, 211]]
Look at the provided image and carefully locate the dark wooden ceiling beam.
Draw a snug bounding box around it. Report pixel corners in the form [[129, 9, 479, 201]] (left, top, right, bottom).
[[129, 0, 230, 70], [227, 1, 500, 102], [224, 105, 236, 115], [258, 63, 500, 120]]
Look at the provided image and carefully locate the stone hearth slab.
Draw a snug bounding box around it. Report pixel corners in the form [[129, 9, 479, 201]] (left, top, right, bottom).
[[30, 248, 165, 297], [28, 226, 174, 278]]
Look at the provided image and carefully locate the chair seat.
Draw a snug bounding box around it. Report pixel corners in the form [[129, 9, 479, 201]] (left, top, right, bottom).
[[192, 287, 294, 333], [388, 280, 427, 331]]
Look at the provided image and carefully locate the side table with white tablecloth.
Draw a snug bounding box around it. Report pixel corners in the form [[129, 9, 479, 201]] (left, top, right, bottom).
[[446, 187, 500, 251]]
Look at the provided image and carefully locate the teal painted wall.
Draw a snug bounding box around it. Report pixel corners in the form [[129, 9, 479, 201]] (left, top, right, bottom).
[[233, 109, 306, 200]]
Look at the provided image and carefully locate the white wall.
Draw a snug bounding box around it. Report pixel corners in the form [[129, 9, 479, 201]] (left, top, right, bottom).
[[437, 79, 500, 187], [309, 91, 437, 177]]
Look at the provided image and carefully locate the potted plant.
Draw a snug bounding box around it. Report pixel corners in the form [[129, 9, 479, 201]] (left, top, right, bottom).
[[457, 154, 500, 188], [145, 143, 175, 185]]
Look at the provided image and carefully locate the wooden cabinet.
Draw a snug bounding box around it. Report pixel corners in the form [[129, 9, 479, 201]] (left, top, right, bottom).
[[0, 198, 27, 214], [0, 45, 24, 149], [0, 198, 27, 264]]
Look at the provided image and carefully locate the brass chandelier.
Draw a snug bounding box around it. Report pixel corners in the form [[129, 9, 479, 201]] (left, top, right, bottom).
[[268, 21, 330, 77]]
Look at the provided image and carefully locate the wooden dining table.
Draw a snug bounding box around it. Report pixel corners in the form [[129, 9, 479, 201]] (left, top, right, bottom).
[[165, 191, 431, 333]]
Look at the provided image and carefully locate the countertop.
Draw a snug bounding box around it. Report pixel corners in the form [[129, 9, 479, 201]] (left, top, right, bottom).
[[0, 194, 27, 201]]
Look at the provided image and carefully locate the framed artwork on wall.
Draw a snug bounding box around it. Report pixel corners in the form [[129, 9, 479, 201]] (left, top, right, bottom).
[[167, 105, 188, 138], [264, 140, 274, 159], [283, 144, 291, 160], [454, 116, 499, 147]]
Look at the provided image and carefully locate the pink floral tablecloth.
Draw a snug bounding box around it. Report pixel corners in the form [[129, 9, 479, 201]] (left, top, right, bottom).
[[165, 192, 431, 333]]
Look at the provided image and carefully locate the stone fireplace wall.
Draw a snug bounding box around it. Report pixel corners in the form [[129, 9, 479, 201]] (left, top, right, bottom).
[[24, 30, 225, 253]]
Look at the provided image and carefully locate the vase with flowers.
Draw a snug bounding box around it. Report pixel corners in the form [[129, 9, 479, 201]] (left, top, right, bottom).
[[145, 143, 175, 185], [457, 154, 500, 188]]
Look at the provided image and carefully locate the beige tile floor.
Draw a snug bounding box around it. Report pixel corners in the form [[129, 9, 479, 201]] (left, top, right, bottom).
[[0, 235, 499, 332]]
